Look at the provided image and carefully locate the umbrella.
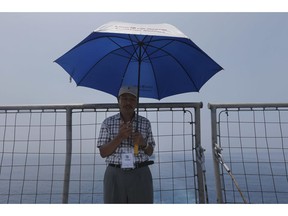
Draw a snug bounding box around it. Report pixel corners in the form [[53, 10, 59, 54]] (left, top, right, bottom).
[[55, 21, 223, 153], [55, 21, 223, 101]]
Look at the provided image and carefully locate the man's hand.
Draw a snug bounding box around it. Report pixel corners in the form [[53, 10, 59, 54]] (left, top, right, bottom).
[[119, 121, 133, 140]]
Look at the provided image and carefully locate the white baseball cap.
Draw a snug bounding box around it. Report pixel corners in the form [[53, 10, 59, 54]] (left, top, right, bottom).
[[118, 86, 138, 97]]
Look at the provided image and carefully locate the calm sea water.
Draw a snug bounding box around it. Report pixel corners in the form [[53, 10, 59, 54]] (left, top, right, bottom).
[[0, 153, 287, 204]]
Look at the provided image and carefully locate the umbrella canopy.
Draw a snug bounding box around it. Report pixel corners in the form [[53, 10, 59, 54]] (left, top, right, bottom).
[[55, 21, 223, 100]]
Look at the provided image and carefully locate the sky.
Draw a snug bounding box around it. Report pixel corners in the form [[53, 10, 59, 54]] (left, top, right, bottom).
[[1, 12, 288, 151], [1, 1, 288, 212], [1, 12, 288, 107]]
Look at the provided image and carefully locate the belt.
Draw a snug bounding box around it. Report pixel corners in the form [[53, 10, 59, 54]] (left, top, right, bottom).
[[109, 160, 154, 170]]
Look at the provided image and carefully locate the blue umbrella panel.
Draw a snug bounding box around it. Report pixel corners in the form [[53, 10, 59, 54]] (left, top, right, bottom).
[[55, 29, 223, 100]]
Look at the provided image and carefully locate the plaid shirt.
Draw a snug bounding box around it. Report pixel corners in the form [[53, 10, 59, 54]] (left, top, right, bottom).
[[97, 113, 155, 165]]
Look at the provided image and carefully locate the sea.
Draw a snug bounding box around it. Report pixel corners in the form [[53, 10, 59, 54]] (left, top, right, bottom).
[[1, 151, 287, 204]]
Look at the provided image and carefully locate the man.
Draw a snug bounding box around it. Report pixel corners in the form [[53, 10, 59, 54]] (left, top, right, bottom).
[[97, 86, 155, 203]]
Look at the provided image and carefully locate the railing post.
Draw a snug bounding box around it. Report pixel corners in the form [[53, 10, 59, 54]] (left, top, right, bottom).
[[62, 107, 73, 203], [194, 103, 206, 203], [208, 104, 223, 203]]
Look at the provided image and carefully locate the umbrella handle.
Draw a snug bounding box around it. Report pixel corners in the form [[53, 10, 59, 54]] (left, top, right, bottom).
[[134, 142, 139, 155]]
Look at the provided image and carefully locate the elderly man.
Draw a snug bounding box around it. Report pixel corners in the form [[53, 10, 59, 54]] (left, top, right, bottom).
[[97, 86, 155, 203]]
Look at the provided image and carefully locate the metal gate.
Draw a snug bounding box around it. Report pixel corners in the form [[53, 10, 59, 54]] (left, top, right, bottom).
[[0, 102, 206, 203]]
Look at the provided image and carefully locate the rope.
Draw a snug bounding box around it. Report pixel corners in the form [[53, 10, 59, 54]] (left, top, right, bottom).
[[196, 146, 209, 203], [214, 143, 248, 204]]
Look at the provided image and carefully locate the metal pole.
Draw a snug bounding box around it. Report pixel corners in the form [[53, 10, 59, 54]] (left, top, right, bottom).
[[194, 104, 206, 203], [62, 108, 73, 203], [134, 42, 143, 155], [136, 42, 143, 131], [209, 104, 223, 203]]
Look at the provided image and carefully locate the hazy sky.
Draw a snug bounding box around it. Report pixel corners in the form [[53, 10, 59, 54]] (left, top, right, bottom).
[[1, 12, 288, 159], [1, 12, 288, 157], [1, 12, 288, 107]]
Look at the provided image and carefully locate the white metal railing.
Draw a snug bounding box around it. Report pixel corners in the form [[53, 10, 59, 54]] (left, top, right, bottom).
[[209, 103, 288, 203], [0, 103, 206, 203]]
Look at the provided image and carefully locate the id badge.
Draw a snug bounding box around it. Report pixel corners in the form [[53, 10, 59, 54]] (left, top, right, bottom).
[[121, 152, 134, 169]]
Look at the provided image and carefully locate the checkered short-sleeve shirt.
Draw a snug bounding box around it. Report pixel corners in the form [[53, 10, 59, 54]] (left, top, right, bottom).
[[97, 113, 156, 164]]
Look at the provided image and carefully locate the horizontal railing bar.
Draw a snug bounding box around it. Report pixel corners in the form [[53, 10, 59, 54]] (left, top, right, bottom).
[[208, 103, 288, 110], [0, 102, 203, 111]]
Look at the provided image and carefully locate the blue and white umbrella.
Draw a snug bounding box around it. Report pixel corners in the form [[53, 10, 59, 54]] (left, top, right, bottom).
[[55, 21, 222, 101]]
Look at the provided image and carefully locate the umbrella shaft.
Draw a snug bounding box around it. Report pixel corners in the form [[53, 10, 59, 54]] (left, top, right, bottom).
[[135, 45, 142, 132]]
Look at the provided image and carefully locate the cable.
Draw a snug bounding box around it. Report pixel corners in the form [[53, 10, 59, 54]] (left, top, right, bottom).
[[214, 143, 248, 204]]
